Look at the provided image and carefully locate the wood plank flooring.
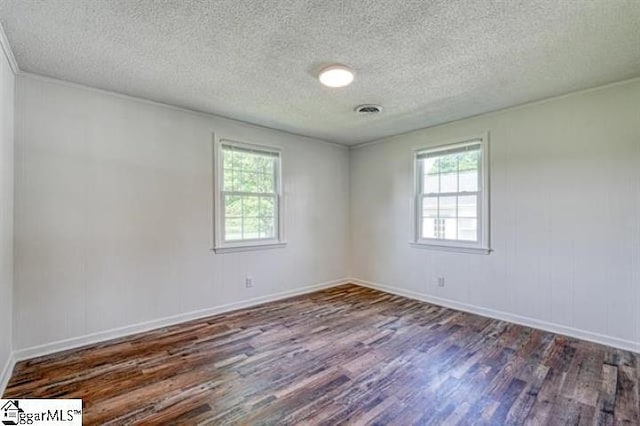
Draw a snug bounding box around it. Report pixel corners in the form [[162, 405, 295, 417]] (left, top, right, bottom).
[[4, 284, 639, 425]]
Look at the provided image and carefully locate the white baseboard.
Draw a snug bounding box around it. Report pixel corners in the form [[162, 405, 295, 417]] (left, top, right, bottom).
[[350, 277, 640, 354], [0, 352, 15, 396], [12, 278, 350, 363], [6, 276, 637, 395]]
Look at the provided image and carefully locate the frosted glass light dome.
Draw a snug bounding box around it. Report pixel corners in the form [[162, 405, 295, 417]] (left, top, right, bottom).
[[318, 65, 354, 88]]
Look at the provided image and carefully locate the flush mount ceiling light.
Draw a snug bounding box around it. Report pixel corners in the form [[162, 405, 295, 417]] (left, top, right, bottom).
[[318, 64, 354, 88]]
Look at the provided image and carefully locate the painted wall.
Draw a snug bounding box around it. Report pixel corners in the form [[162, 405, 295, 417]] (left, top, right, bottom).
[[350, 79, 640, 349], [10, 72, 640, 355], [13, 75, 350, 351], [0, 46, 15, 377]]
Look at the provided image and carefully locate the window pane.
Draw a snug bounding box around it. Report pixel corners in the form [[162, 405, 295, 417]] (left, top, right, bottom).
[[243, 218, 260, 239], [242, 196, 260, 218], [260, 216, 276, 238], [258, 172, 275, 193], [240, 152, 272, 173], [222, 151, 235, 191], [223, 168, 233, 191], [422, 218, 436, 239], [260, 196, 275, 218], [234, 171, 254, 192], [459, 169, 478, 192], [255, 155, 269, 173], [439, 196, 457, 218], [225, 218, 242, 241], [440, 171, 457, 193], [263, 156, 277, 176], [231, 149, 242, 169], [438, 155, 457, 173], [458, 219, 477, 241], [232, 169, 244, 191], [458, 150, 480, 171], [422, 196, 438, 218], [424, 173, 439, 194], [223, 148, 234, 170], [443, 218, 457, 240], [247, 172, 259, 192], [423, 158, 439, 174], [224, 195, 242, 217], [237, 151, 255, 170], [458, 195, 477, 218]]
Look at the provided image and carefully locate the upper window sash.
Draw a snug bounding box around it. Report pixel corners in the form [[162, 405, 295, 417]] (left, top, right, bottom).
[[417, 141, 482, 196], [221, 143, 279, 193]]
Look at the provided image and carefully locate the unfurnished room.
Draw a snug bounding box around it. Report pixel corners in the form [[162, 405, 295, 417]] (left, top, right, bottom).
[[0, 1, 639, 424]]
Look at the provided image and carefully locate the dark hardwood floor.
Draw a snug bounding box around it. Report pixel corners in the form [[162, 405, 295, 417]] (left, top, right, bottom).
[[4, 284, 639, 425]]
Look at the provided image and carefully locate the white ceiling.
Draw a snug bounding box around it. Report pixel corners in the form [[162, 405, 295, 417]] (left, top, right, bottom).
[[1, 1, 639, 145]]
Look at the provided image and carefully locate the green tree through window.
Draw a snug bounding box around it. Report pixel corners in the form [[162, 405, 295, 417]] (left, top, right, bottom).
[[221, 144, 279, 241]]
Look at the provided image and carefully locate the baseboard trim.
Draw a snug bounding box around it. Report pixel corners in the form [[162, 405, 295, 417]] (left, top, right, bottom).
[[350, 277, 640, 354], [8, 276, 637, 391], [0, 353, 15, 396], [13, 278, 350, 363]]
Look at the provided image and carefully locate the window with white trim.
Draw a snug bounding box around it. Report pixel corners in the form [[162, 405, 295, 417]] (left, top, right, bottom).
[[412, 136, 490, 253], [214, 140, 284, 253]]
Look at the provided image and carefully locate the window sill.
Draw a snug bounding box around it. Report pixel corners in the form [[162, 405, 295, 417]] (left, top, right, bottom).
[[409, 242, 492, 255], [213, 241, 287, 254]]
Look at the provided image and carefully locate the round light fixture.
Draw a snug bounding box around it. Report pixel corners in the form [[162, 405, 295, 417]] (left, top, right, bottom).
[[318, 64, 354, 88]]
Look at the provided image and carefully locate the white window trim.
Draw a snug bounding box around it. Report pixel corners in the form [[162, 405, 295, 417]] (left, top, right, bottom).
[[213, 138, 286, 254], [410, 133, 491, 255]]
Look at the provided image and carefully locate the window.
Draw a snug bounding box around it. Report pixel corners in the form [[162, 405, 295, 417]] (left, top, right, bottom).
[[412, 135, 490, 254], [214, 140, 285, 253]]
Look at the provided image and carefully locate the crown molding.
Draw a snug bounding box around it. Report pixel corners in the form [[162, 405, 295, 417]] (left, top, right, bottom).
[[0, 21, 19, 74]]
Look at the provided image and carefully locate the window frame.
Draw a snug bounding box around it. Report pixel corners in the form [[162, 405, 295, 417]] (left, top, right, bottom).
[[213, 138, 286, 254], [410, 134, 491, 254]]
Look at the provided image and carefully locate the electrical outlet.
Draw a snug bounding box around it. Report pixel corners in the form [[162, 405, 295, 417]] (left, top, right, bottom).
[[436, 276, 445, 287], [245, 276, 253, 288]]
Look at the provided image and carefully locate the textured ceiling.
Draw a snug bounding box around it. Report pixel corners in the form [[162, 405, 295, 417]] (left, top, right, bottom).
[[1, 1, 639, 145]]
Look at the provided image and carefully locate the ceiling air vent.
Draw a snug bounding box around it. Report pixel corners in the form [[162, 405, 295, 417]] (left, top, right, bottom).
[[354, 104, 383, 115]]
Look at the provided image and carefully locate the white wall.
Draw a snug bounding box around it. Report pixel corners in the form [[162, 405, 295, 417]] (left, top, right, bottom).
[[13, 75, 349, 352], [0, 40, 14, 381], [10, 72, 640, 356], [350, 79, 640, 350]]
